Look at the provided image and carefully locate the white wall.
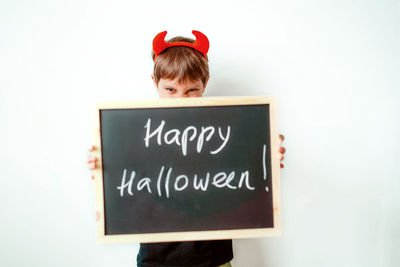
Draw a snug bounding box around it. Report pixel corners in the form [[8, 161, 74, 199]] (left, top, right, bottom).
[[1, 0, 399, 266]]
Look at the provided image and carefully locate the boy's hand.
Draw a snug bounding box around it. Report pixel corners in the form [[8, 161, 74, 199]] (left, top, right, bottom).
[[88, 145, 98, 180], [278, 134, 286, 169]]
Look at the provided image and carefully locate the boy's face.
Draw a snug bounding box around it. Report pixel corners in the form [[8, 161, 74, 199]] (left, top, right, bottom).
[[152, 76, 208, 99]]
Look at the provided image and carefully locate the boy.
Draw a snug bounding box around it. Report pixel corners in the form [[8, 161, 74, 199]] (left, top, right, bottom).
[[88, 30, 286, 267]]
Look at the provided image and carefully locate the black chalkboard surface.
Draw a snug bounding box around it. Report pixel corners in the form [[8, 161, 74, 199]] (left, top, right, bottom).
[[93, 96, 281, 243]]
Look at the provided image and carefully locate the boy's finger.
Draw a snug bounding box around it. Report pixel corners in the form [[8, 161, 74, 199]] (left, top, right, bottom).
[[89, 145, 96, 152], [279, 134, 285, 144], [280, 163, 284, 169], [87, 155, 97, 163], [89, 162, 96, 170], [279, 146, 286, 154]]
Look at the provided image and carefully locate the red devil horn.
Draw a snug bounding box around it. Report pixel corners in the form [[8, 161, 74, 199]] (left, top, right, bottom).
[[152, 30, 209, 61], [153, 31, 169, 56], [192, 30, 209, 57]]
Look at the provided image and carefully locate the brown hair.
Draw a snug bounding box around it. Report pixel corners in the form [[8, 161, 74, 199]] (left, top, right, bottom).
[[152, 36, 209, 85]]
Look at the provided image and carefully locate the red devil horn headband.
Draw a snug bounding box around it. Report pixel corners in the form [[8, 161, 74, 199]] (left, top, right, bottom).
[[152, 30, 209, 61]]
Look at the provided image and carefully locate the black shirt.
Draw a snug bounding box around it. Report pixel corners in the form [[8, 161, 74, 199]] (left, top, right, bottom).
[[137, 240, 233, 267]]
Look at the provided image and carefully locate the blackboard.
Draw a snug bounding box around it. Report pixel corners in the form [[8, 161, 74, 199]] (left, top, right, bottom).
[[93, 96, 281, 243]]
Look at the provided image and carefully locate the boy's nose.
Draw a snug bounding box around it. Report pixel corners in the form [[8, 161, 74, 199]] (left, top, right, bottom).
[[175, 92, 186, 98]]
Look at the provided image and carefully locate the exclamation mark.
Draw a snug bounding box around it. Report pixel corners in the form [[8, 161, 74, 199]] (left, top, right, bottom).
[[263, 144, 269, 192]]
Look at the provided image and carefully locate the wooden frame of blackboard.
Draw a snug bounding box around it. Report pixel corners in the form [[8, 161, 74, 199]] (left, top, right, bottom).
[[92, 95, 281, 243]]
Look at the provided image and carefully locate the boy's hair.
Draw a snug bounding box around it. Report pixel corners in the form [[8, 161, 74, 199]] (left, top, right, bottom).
[[152, 36, 209, 85]]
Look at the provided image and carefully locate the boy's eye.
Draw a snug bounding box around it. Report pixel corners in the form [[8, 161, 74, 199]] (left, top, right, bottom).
[[189, 89, 198, 92], [166, 88, 175, 92]]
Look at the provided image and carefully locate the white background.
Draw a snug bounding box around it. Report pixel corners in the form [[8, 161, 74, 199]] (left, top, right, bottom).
[[1, 0, 399, 266]]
